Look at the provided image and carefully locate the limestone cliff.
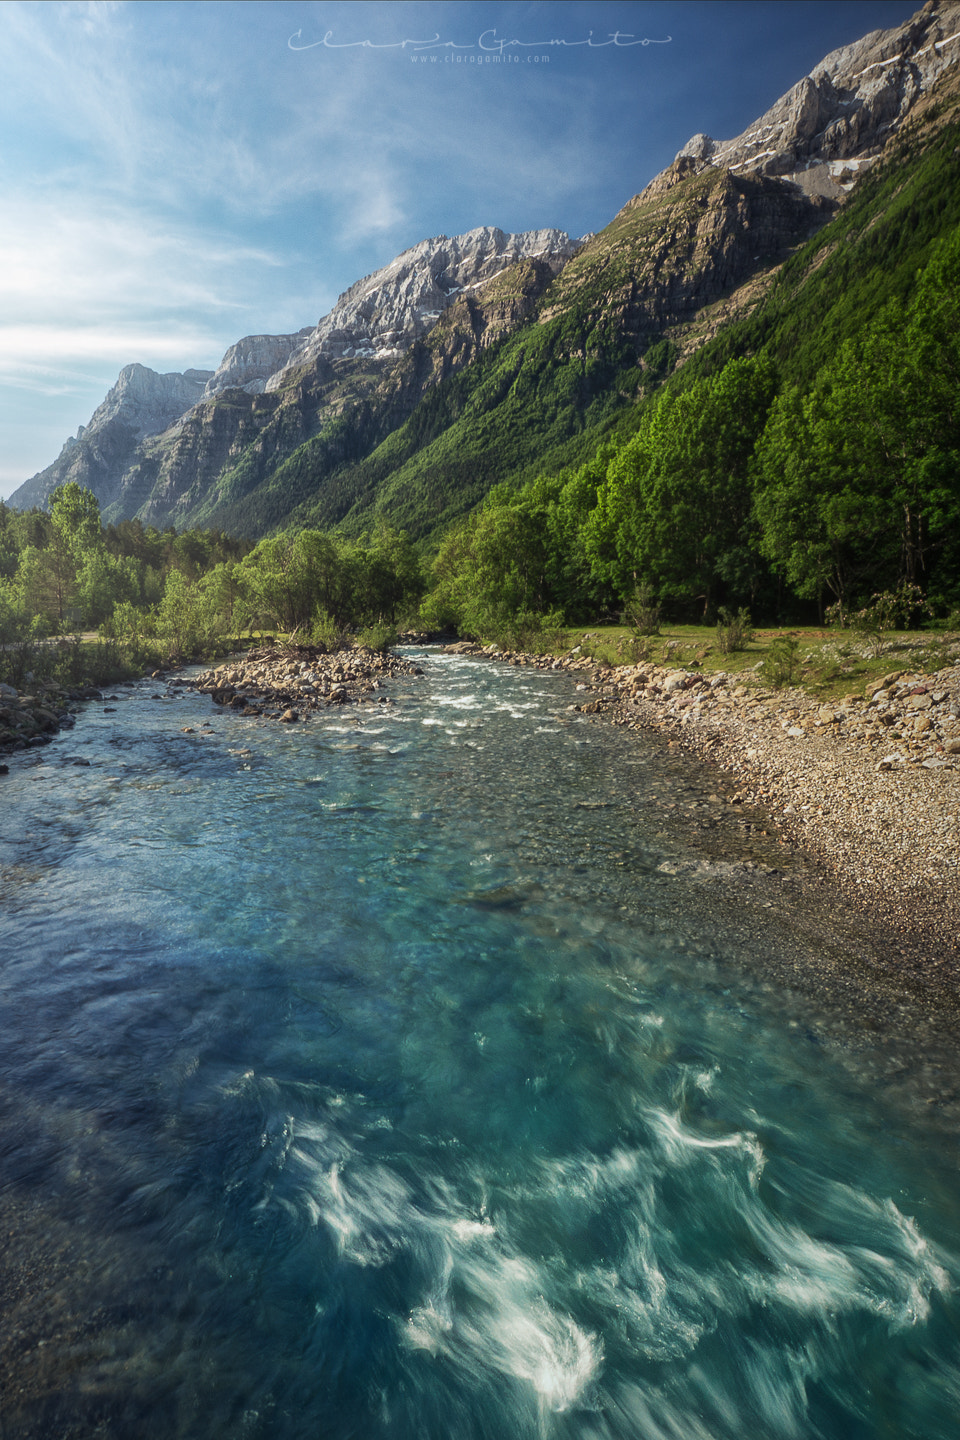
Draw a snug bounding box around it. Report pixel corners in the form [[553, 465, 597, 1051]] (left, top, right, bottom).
[[204, 332, 314, 397], [676, 0, 960, 198], [540, 166, 831, 365], [376, 256, 562, 405], [266, 227, 579, 384], [10, 364, 213, 512]]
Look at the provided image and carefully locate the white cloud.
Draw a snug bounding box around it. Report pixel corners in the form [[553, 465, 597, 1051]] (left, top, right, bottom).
[[0, 326, 222, 373], [0, 191, 293, 377], [3, 214, 247, 315]]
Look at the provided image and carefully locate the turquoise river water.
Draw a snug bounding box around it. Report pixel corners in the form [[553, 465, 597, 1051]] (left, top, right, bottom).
[[1, 648, 959, 1439]]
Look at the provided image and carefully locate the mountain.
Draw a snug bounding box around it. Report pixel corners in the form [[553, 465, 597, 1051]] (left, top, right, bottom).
[[9, 227, 578, 526], [9, 363, 213, 513], [263, 227, 579, 380], [9, 0, 960, 543], [677, 0, 960, 194]]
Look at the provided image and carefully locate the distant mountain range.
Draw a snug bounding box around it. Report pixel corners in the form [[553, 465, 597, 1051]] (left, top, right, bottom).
[[10, 0, 960, 543]]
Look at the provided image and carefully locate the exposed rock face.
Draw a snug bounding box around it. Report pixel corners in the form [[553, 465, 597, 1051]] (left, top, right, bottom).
[[542, 165, 831, 365], [87, 362, 215, 438], [676, 0, 960, 197], [378, 255, 562, 402], [204, 331, 314, 397], [265, 226, 579, 383], [8, 363, 214, 511]]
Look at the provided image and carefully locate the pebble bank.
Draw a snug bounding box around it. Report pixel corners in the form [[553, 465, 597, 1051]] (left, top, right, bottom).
[[185, 642, 423, 717], [0, 679, 87, 765], [444, 639, 960, 986]]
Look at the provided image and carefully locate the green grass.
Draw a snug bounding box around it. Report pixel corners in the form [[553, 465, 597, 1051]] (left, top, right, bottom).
[[532, 624, 960, 700]]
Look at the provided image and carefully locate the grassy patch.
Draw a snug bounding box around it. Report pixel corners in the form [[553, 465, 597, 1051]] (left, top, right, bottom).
[[554, 625, 960, 697]]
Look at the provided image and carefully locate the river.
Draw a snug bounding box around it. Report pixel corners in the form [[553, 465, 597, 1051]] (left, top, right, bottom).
[[1, 648, 958, 1439]]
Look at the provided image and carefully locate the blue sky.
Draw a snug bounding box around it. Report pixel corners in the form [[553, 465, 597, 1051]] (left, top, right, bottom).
[[0, 0, 920, 500]]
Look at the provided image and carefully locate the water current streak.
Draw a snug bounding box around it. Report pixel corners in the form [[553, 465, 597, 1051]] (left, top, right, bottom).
[[0, 650, 958, 1439]]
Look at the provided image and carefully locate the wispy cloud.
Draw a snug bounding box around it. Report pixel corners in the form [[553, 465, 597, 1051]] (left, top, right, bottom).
[[0, 196, 277, 321], [0, 327, 225, 373]]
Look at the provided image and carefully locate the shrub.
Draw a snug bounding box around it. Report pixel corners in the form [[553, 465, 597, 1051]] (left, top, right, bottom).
[[496, 610, 568, 654], [850, 584, 929, 658], [761, 635, 803, 688], [715, 606, 753, 654], [617, 634, 652, 663], [357, 622, 399, 653], [622, 581, 661, 636], [309, 609, 352, 651]]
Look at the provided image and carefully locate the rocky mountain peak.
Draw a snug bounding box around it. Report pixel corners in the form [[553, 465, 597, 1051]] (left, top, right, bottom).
[[7, 362, 215, 512], [88, 363, 214, 438], [264, 226, 579, 387], [675, 0, 960, 197], [203, 331, 315, 398]]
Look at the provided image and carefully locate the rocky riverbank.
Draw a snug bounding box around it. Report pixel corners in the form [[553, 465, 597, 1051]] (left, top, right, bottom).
[[184, 642, 423, 719], [446, 640, 960, 985], [0, 679, 88, 763], [0, 643, 424, 768]]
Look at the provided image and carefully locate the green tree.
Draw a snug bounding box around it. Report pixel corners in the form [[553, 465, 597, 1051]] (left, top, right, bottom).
[[49, 482, 102, 563], [197, 562, 249, 638], [583, 357, 776, 614], [754, 238, 960, 614], [30, 483, 106, 627], [77, 551, 139, 627], [237, 532, 343, 633], [350, 524, 423, 623], [753, 384, 873, 617], [422, 486, 555, 638], [156, 570, 203, 657]]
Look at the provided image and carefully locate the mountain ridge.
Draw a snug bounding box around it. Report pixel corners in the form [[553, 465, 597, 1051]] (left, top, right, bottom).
[[7, 226, 580, 519], [9, 0, 960, 542]]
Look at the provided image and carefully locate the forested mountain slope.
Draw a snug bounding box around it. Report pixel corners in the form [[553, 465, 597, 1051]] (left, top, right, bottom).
[[8, 0, 960, 553]]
